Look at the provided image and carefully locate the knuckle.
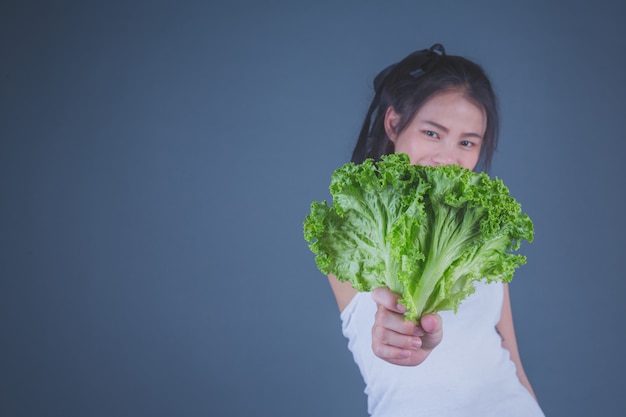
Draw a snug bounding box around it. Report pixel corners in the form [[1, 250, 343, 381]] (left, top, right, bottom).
[[372, 342, 385, 358], [372, 324, 382, 338], [372, 325, 390, 345], [402, 320, 417, 335], [375, 307, 390, 326]]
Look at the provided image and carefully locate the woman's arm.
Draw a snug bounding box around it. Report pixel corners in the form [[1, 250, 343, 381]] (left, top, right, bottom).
[[496, 283, 538, 400], [327, 274, 357, 312]]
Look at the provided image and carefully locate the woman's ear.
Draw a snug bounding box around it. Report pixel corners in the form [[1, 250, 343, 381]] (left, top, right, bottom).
[[384, 107, 400, 143]]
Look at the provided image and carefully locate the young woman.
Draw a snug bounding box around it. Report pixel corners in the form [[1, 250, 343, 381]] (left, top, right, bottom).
[[328, 44, 545, 416]]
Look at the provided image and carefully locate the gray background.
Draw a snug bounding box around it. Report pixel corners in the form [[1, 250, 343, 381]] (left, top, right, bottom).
[[1, 0, 625, 416]]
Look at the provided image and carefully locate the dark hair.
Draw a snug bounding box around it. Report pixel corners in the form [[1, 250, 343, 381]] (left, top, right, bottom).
[[351, 44, 499, 172]]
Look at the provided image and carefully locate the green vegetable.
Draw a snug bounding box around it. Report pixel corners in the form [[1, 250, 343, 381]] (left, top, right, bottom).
[[304, 153, 533, 322]]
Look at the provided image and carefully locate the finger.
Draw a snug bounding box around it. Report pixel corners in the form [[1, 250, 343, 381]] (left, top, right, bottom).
[[372, 287, 406, 313], [418, 314, 443, 351], [372, 323, 422, 351], [375, 303, 419, 336], [372, 341, 430, 367], [419, 313, 442, 334], [371, 340, 413, 362]]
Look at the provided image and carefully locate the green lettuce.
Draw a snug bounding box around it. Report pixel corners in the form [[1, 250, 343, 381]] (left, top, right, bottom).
[[304, 153, 533, 322]]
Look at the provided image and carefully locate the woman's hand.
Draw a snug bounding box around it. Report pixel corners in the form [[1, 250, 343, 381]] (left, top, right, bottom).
[[371, 287, 443, 366]]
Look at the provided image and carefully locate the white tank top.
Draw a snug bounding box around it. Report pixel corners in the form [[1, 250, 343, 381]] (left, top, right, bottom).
[[340, 281, 545, 417]]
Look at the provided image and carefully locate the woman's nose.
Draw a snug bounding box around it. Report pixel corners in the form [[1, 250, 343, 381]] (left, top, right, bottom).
[[432, 149, 456, 166]]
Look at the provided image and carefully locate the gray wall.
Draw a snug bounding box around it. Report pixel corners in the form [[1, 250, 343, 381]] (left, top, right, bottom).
[[1, 1, 624, 416]]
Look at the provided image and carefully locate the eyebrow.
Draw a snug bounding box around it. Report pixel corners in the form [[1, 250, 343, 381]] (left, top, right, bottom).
[[424, 121, 484, 140]]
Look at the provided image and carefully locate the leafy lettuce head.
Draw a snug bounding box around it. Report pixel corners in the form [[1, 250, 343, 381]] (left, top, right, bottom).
[[304, 153, 533, 322]]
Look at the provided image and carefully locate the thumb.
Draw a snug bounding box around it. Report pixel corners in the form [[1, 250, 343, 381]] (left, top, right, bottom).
[[419, 314, 442, 334]]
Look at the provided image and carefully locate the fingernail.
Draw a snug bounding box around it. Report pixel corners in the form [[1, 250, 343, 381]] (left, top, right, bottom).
[[396, 303, 407, 313], [412, 338, 422, 348], [414, 327, 425, 337]]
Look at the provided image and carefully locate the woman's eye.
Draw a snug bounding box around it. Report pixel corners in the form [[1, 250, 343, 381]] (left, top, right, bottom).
[[425, 130, 438, 138], [460, 140, 473, 148]]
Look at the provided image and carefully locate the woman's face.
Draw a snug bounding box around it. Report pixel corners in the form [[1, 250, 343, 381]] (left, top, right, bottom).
[[385, 90, 486, 171]]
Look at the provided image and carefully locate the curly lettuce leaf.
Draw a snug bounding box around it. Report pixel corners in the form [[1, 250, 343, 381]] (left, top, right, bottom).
[[304, 153, 533, 322]]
